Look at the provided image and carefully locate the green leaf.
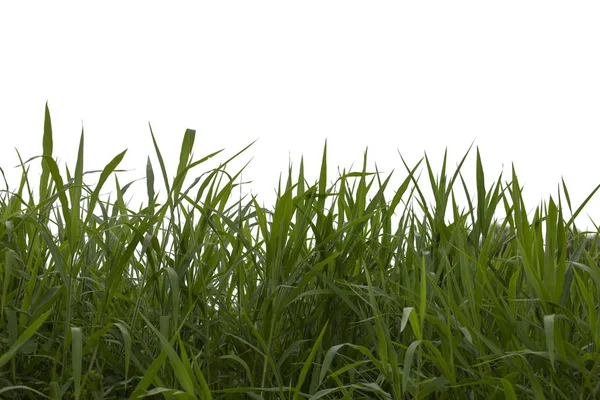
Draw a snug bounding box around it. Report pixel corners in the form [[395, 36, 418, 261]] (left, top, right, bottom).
[[292, 320, 329, 400], [0, 309, 53, 369], [140, 314, 196, 395], [71, 327, 82, 399]]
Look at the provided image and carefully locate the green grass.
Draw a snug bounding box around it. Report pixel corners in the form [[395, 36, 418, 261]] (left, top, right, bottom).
[[1, 104, 599, 399]]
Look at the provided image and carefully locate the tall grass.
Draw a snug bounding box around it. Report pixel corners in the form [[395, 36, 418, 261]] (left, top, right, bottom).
[[1, 104, 599, 399]]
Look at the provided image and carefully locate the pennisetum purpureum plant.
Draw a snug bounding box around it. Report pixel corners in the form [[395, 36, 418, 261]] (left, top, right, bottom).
[[0, 104, 599, 399]]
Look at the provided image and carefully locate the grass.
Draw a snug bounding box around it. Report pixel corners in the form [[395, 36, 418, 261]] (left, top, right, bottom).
[[1, 104, 599, 399]]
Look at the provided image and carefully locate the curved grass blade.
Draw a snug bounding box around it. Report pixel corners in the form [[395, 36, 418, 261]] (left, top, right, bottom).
[[292, 320, 329, 400], [0, 309, 53, 369]]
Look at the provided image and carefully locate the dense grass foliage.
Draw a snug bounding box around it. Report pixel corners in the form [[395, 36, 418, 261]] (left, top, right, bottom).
[[1, 105, 600, 399]]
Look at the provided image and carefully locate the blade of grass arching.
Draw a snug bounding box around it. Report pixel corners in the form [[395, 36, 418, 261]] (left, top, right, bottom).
[[114, 322, 132, 389], [140, 314, 195, 396], [181, 140, 253, 205], [402, 340, 421, 395], [83, 149, 127, 227], [530, 208, 552, 302], [500, 378, 518, 400], [148, 123, 171, 196], [543, 314, 556, 370], [220, 354, 254, 387], [223, 139, 257, 166], [398, 153, 434, 234], [6, 206, 35, 325], [0, 309, 53, 369], [268, 185, 295, 289], [510, 165, 540, 286], [573, 270, 600, 350], [425, 150, 447, 239], [441, 143, 475, 203], [388, 160, 422, 218], [0, 386, 49, 399], [469, 147, 505, 246], [560, 177, 573, 216], [252, 196, 269, 250], [42, 155, 73, 241], [166, 267, 180, 333], [174, 144, 248, 207], [129, 351, 169, 398], [297, 156, 305, 199], [39, 230, 69, 291], [372, 171, 396, 270], [1, 249, 15, 313], [314, 208, 378, 254], [178, 335, 212, 399], [423, 150, 444, 213], [363, 267, 388, 373], [20, 269, 65, 331], [240, 312, 285, 395], [450, 210, 479, 329], [563, 182, 600, 229], [476, 147, 486, 242], [481, 176, 506, 247], [176, 129, 195, 177], [354, 148, 370, 219], [80, 322, 112, 358], [172, 129, 195, 206], [215, 168, 247, 215], [71, 327, 82, 399], [277, 252, 347, 310], [286, 195, 313, 264], [291, 320, 329, 400], [318, 343, 348, 386], [147, 123, 177, 237], [190, 357, 213, 400], [69, 129, 85, 251], [329, 361, 370, 386], [400, 307, 422, 341], [185, 150, 239, 208], [502, 186, 516, 231], [111, 176, 132, 226], [39, 102, 54, 204], [336, 169, 348, 228], [420, 340, 454, 386], [556, 195, 575, 307], [317, 140, 328, 220], [546, 198, 569, 304], [135, 388, 193, 399], [365, 264, 402, 397], [146, 157, 155, 214], [13, 149, 37, 218], [99, 219, 154, 321], [269, 180, 296, 249], [363, 171, 392, 217], [520, 357, 546, 400], [430, 145, 474, 244], [160, 316, 170, 366], [419, 254, 427, 332], [285, 158, 294, 192]]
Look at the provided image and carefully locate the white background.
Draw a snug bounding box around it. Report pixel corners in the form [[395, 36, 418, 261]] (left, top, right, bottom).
[[1, 2, 599, 231]]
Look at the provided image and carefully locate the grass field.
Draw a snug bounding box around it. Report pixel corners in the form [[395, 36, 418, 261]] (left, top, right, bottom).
[[1, 105, 599, 399]]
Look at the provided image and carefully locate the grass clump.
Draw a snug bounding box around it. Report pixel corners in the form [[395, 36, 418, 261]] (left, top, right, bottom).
[[1, 104, 600, 399]]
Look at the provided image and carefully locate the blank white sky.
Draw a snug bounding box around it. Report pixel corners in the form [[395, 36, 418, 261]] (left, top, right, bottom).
[[1, 2, 600, 231]]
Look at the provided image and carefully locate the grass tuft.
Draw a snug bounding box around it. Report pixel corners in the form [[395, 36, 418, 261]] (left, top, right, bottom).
[[1, 106, 599, 399]]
